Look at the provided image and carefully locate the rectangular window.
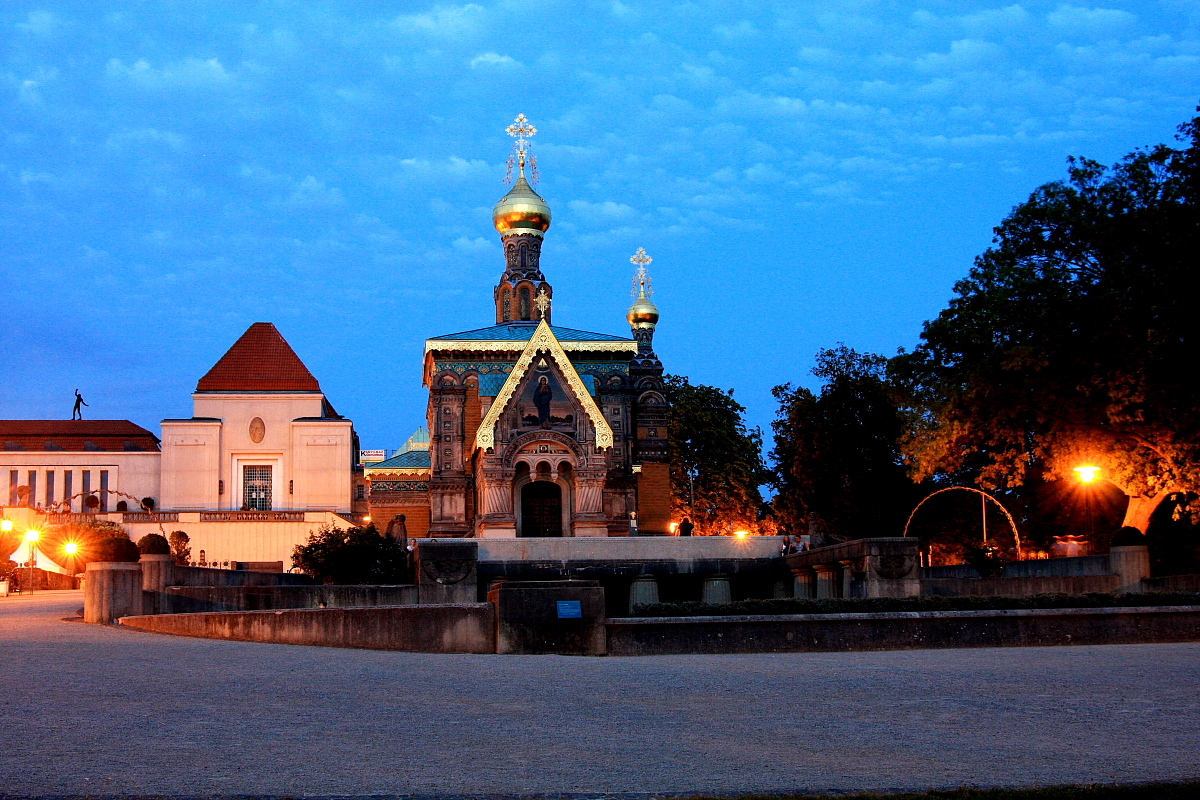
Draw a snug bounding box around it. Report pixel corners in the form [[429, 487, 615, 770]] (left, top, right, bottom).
[[28, 471, 37, 508], [10, 470, 18, 505], [46, 471, 55, 508], [82, 470, 91, 511], [243, 466, 272, 511], [100, 470, 109, 512], [64, 471, 73, 510]]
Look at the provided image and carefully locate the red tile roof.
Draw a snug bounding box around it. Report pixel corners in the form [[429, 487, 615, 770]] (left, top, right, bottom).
[[196, 323, 322, 393], [0, 420, 161, 452]]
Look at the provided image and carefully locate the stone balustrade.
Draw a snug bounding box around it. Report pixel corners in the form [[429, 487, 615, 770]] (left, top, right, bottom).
[[785, 538, 921, 599]]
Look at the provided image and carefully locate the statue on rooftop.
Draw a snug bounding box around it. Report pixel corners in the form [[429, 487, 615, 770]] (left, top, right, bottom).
[[72, 389, 88, 420]]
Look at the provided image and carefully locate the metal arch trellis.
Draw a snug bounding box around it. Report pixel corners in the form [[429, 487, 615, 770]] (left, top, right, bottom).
[[902, 486, 1023, 560], [40, 490, 169, 537]]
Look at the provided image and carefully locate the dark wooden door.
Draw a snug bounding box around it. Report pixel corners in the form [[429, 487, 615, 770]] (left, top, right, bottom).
[[521, 482, 562, 537]]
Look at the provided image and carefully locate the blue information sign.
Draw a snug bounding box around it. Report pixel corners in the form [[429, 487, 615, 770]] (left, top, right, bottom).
[[556, 600, 583, 619]]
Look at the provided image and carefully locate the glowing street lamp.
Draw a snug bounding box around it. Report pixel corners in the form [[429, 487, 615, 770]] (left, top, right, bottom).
[[1074, 465, 1100, 547], [64, 542, 78, 555], [25, 529, 41, 595], [734, 530, 749, 539]]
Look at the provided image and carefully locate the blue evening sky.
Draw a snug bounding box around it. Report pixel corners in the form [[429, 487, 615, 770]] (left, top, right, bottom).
[[3, 1, 1197, 450]]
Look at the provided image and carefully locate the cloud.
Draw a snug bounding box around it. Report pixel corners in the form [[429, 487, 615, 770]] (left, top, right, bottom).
[[568, 200, 637, 221], [915, 39, 1005, 72], [17, 11, 61, 36], [714, 20, 757, 39], [105, 57, 233, 89], [470, 52, 521, 68], [452, 235, 493, 253], [1047, 5, 1136, 32], [287, 176, 345, 208], [106, 128, 186, 152], [393, 4, 486, 39]]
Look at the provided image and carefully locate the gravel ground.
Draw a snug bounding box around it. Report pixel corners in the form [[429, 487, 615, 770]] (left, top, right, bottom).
[[2, 590, 1198, 799]]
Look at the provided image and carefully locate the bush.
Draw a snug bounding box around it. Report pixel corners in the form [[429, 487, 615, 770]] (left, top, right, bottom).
[[629, 592, 1200, 617], [91, 536, 140, 563], [168, 531, 191, 565], [1111, 526, 1147, 547], [136, 533, 171, 555], [292, 524, 409, 584], [141, 496, 156, 511]]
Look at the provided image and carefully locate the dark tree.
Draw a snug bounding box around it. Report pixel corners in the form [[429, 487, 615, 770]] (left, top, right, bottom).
[[772, 345, 921, 540], [168, 531, 192, 565], [665, 375, 769, 535], [292, 524, 409, 584], [893, 110, 1200, 533]]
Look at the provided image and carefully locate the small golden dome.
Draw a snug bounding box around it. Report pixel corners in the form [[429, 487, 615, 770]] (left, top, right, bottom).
[[627, 288, 659, 327], [493, 175, 551, 235]]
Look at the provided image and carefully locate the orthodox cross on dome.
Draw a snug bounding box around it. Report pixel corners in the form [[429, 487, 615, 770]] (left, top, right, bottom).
[[535, 287, 552, 316], [504, 113, 539, 185], [630, 247, 653, 297]]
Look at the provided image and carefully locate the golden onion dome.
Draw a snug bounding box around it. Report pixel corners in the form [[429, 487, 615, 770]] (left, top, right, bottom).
[[627, 287, 659, 327], [493, 175, 551, 235]]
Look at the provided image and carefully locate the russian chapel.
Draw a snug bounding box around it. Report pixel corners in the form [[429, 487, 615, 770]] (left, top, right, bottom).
[[420, 114, 672, 537]]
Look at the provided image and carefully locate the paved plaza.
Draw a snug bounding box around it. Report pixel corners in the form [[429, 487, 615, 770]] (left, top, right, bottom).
[[2, 591, 1198, 798]]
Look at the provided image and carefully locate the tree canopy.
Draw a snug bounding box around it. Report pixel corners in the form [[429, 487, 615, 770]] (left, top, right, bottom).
[[292, 524, 409, 584], [772, 345, 922, 540], [665, 375, 769, 535], [892, 111, 1199, 532]]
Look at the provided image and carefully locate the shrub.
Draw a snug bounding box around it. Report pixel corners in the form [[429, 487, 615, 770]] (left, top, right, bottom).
[[91, 536, 140, 563], [141, 496, 156, 511], [292, 524, 409, 584], [136, 533, 171, 555], [168, 531, 191, 565], [1111, 526, 1147, 547], [84, 494, 100, 510]]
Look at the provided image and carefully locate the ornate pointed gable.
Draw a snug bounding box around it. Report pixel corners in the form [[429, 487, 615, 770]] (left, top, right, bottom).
[[475, 319, 613, 452], [196, 323, 322, 393]]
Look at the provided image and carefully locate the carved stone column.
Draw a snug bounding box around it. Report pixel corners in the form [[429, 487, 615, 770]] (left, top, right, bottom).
[[792, 567, 815, 599], [812, 564, 839, 599]]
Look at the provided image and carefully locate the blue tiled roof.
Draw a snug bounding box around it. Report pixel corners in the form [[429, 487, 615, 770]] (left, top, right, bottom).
[[477, 373, 597, 397], [429, 323, 633, 343], [368, 449, 431, 469]]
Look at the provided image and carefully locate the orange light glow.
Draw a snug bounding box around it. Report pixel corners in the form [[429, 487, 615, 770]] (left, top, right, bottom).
[[1074, 465, 1101, 483], [25, 529, 40, 543], [734, 530, 749, 539], [669, 522, 679, 534], [363, 516, 372, 523], [1, 519, 12, 532], [64, 542, 78, 555]]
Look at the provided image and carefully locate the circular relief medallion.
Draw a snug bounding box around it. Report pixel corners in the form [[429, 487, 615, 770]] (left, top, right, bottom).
[[249, 417, 266, 443]]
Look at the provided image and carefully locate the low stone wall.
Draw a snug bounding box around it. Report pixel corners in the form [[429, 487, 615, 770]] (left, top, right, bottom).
[[171, 565, 314, 587], [922, 575, 1119, 597], [605, 606, 1200, 656], [921, 554, 1112, 580], [119, 604, 494, 654], [1145, 574, 1200, 592], [164, 585, 418, 613]]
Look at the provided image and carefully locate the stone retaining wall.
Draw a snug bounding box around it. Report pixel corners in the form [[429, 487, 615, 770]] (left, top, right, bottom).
[[163, 584, 418, 613], [605, 606, 1200, 656], [119, 604, 494, 654], [922, 575, 1119, 597]]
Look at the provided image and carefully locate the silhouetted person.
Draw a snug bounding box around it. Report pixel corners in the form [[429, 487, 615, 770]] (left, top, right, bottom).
[[678, 517, 694, 537], [534, 375, 553, 427], [72, 390, 88, 420]]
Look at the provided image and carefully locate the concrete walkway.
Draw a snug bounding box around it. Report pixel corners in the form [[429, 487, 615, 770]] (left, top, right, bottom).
[[2, 591, 1198, 798]]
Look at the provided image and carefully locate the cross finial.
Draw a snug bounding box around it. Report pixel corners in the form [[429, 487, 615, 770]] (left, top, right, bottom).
[[505, 113, 538, 183], [535, 287, 551, 316], [630, 247, 653, 298]]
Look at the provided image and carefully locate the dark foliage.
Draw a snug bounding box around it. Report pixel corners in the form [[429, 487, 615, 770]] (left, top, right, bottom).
[[629, 592, 1200, 618], [292, 523, 409, 584], [168, 530, 192, 565], [772, 345, 924, 539], [665, 375, 770, 534], [92, 536, 141, 563], [136, 533, 171, 555], [893, 110, 1200, 535]]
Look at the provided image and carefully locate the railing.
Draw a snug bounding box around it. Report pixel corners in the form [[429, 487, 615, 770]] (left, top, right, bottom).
[[36, 512, 99, 523], [199, 511, 307, 522], [121, 512, 179, 523]]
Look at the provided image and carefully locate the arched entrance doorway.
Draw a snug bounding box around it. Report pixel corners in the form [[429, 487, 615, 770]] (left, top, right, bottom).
[[521, 481, 563, 537]]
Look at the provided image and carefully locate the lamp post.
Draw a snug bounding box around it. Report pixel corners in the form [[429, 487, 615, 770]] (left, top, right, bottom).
[[25, 529, 41, 595], [1074, 465, 1100, 550]]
